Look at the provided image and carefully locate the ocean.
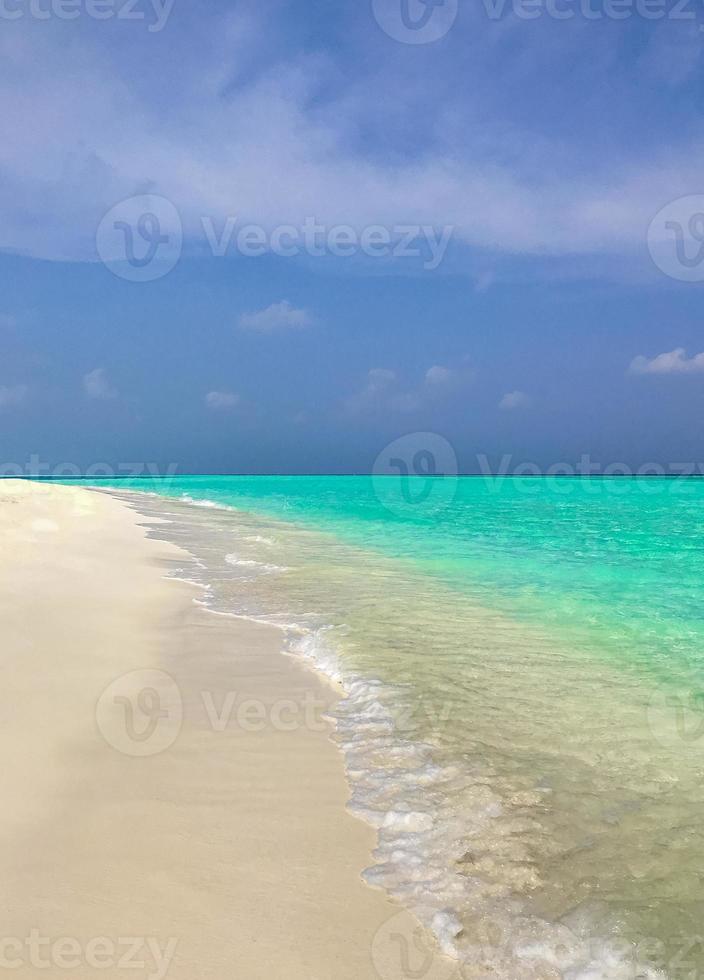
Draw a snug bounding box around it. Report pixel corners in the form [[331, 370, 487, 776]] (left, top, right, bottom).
[[70, 475, 704, 979]]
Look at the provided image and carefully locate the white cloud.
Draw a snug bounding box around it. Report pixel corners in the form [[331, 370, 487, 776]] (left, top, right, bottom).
[[346, 365, 462, 416], [344, 368, 396, 415], [238, 301, 313, 333], [629, 348, 704, 375], [499, 390, 531, 410], [425, 365, 453, 386], [0, 384, 27, 408], [0, 11, 701, 271], [205, 390, 239, 410], [83, 368, 116, 400]]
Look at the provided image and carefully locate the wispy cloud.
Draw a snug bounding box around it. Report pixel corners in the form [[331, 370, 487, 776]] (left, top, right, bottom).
[[0, 384, 27, 408], [238, 301, 313, 333], [83, 368, 117, 400], [1, 8, 701, 274], [499, 390, 531, 410], [629, 349, 704, 375], [425, 365, 453, 386], [346, 365, 461, 416], [205, 390, 239, 410], [344, 368, 397, 415]]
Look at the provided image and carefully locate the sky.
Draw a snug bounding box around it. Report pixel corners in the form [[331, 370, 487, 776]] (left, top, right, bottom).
[[1, 0, 704, 474]]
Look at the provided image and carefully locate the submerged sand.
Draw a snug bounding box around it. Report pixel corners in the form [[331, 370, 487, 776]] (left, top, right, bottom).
[[0, 480, 449, 980]]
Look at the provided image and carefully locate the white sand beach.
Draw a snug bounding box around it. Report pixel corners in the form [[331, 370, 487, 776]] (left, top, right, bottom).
[[0, 480, 448, 980]]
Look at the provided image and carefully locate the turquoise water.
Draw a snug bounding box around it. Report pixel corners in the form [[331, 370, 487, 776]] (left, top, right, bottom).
[[86, 474, 704, 675], [62, 476, 704, 978]]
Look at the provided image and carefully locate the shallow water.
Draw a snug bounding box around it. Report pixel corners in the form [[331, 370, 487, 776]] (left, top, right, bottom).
[[66, 476, 704, 978]]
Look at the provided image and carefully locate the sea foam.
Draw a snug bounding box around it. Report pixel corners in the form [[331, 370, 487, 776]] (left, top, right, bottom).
[[284, 627, 668, 980]]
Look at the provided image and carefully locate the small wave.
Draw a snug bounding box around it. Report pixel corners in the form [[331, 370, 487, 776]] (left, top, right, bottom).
[[225, 553, 289, 574], [192, 597, 305, 632], [166, 575, 211, 590], [244, 534, 276, 546], [180, 493, 236, 511]]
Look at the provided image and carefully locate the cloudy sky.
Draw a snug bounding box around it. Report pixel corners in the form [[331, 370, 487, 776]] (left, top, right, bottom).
[[1, 0, 703, 473]]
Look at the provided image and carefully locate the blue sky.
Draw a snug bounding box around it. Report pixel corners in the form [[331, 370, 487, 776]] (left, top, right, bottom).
[[1, 0, 703, 473]]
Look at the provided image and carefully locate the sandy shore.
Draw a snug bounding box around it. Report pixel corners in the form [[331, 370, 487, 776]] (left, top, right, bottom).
[[0, 480, 450, 980]]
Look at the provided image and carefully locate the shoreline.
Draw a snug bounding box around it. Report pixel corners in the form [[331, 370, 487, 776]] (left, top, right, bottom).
[[92, 480, 677, 980], [0, 480, 447, 979]]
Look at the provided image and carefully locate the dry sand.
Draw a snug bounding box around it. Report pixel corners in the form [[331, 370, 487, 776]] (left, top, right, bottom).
[[0, 480, 451, 980]]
